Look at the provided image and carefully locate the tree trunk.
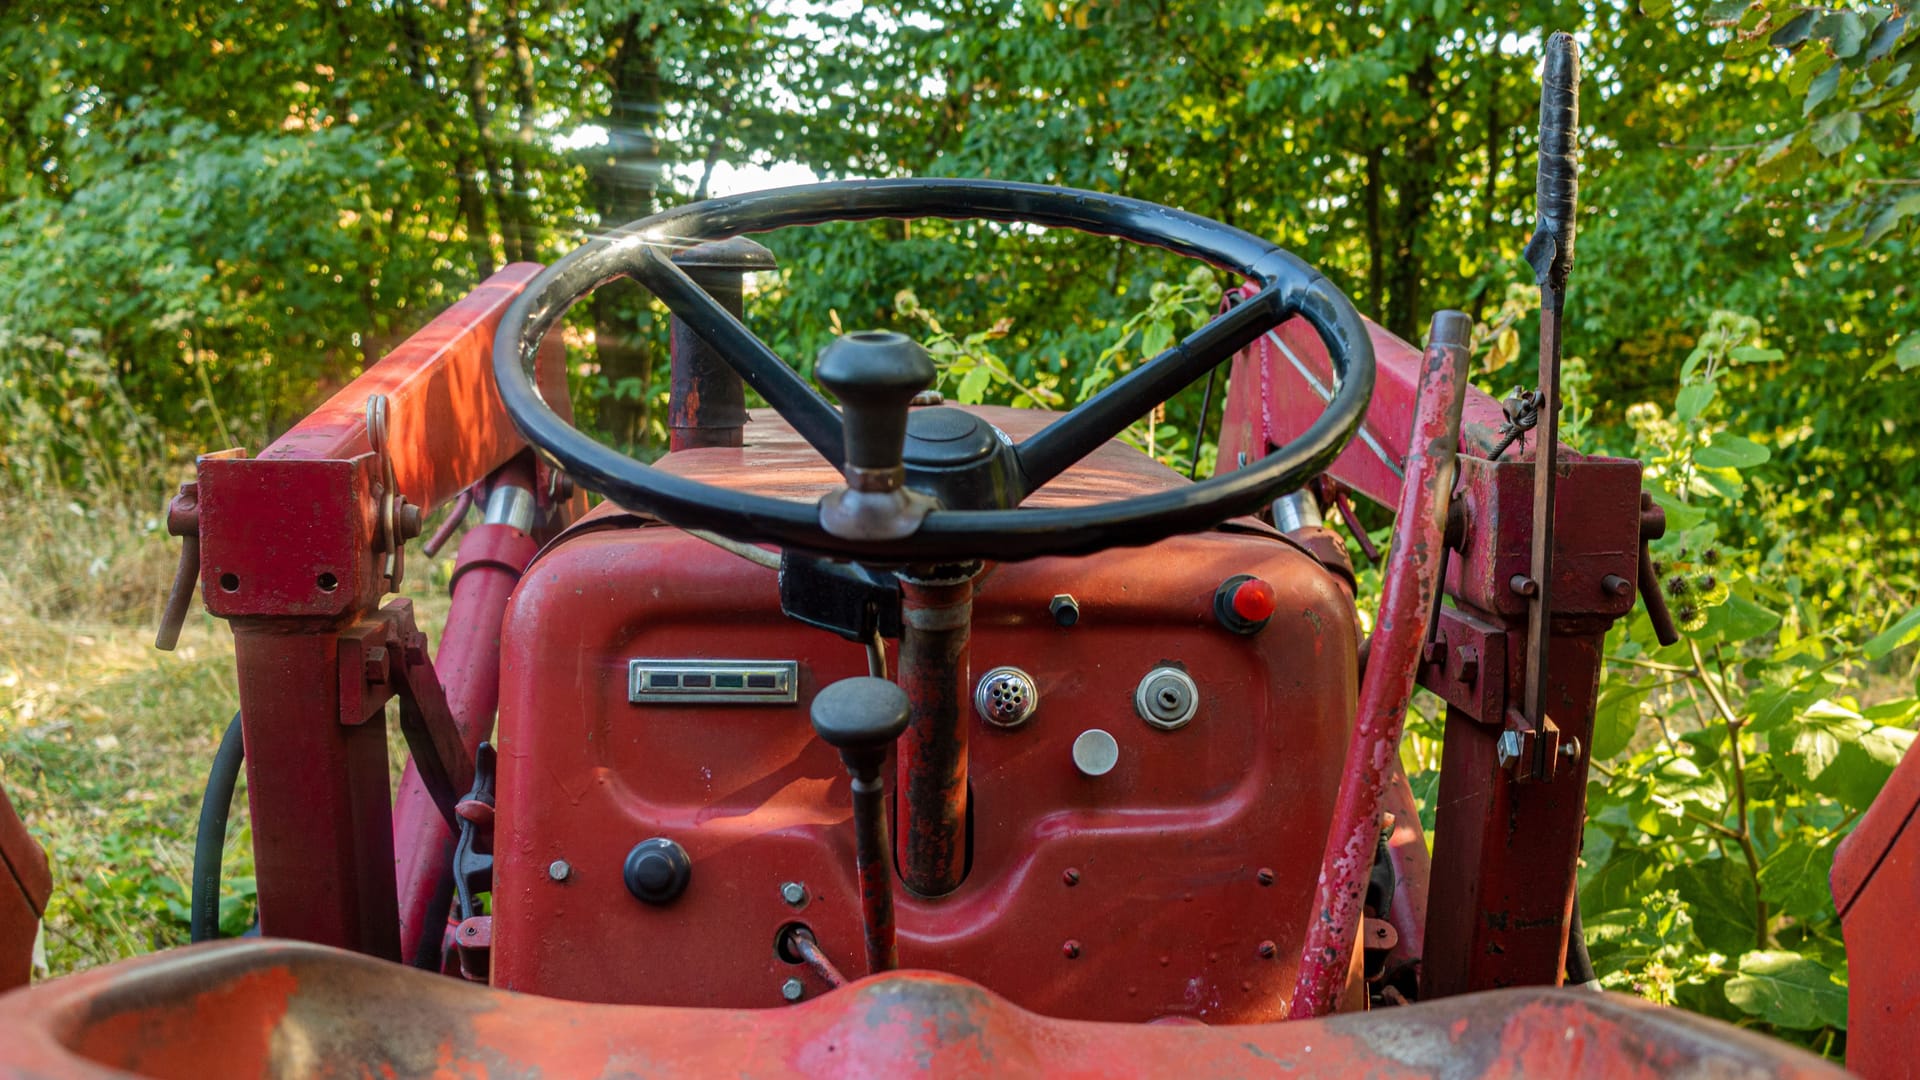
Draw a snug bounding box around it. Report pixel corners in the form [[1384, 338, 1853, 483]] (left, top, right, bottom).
[[588, 15, 666, 449], [1385, 51, 1439, 341], [1364, 141, 1384, 318]]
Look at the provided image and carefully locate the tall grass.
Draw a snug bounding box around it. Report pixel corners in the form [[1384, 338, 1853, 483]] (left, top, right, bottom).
[[0, 327, 251, 973], [0, 328, 458, 976]]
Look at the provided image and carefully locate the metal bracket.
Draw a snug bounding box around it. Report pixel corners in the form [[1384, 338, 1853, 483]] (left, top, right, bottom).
[[1416, 606, 1511, 725], [336, 599, 474, 830]]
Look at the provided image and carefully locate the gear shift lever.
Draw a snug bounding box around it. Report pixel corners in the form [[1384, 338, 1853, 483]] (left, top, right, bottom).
[[811, 676, 911, 973], [815, 331, 938, 541]]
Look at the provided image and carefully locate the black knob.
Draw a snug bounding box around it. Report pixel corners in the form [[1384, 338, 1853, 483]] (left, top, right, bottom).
[[623, 837, 691, 905], [811, 676, 911, 776], [816, 332, 935, 474]]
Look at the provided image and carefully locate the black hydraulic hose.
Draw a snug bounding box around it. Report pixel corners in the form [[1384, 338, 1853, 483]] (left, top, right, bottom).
[[190, 711, 245, 943], [1566, 895, 1597, 986]]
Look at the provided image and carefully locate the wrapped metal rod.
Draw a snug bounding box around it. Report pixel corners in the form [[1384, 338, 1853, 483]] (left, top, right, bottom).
[[1520, 31, 1582, 738]]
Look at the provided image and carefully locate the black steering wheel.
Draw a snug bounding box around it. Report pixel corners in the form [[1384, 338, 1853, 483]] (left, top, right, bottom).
[[493, 179, 1374, 563]]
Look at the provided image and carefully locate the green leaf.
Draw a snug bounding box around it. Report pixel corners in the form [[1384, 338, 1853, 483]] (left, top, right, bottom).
[[1649, 755, 1729, 812], [1758, 835, 1838, 921], [1779, 703, 1915, 809], [1867, 333, 1920, 377], [1700, 591, 1782, 644], [1724, 950, 1849, 1030], [1694, 434, 1770, 469], [1140, 319, 1175, 357], [1676, 382, 1716, 422], [1810, 111, 1862, 156], [1816, 10, 1868, 58], [1770, 10, 1817, 48], [1863, 13, 1907, 65], [1676, 857, 1758, 953], [1594, 683, 1652, 760], [1804, 65, 1842, 115], [1647, 488, 1708, 531], [956, 366, 993, 404], [1728, 344, 1783, 364], [1705, 1, 1752, 25], [1866, 607, 1920, 660]]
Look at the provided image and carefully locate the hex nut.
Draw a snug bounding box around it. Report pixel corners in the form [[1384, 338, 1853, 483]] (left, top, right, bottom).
[[1496, 729, 1525, 770], [781, 977, 805, 1002], [781, 881, 809, 907], [1049, 594, 1081, 627]]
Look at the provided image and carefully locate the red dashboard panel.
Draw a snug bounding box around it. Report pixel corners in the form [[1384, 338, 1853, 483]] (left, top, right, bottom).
[[489, 408, 1359, 1022]]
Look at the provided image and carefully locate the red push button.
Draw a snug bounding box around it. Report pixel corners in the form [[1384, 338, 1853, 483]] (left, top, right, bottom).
[[1214, 575, 1276, 635], [1231, 579, 1276, 622]]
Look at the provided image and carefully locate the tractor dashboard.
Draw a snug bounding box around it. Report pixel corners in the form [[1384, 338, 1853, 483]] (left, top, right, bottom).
[[489, 406, 1360, 1022]]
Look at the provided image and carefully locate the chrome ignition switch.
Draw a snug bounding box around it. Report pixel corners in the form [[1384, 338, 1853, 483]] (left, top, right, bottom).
[[975, 666, 1039, 728], [1135, 666, 1199, 730]]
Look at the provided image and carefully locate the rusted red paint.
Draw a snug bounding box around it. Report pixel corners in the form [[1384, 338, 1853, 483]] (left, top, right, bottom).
[[489, 407, 1358, 1021], [0, 940, 1842, 1078], [257, 264, 569, 513], [188, 266, 572, 957], [1833, 736, 1920, 1077], [0, 784, 49, 993], [1377, 764, 1431, 982], [1291, 318, 1469, 1018], [392, 474, 542, 967], [1422, 631, 1604, 1000], [896, 573, 975, 898], [1217, 302, 1510, 511]]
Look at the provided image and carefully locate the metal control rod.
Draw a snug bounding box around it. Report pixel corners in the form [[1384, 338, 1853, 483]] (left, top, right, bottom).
[[1519, 32, 1581, 734]]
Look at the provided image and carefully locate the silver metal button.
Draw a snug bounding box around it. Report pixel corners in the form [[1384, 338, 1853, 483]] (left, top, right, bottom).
[[1072, 729, 1120, 777]]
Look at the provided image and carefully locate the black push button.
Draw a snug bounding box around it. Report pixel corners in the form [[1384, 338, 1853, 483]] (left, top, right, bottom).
[[623, 837, 692, 905]]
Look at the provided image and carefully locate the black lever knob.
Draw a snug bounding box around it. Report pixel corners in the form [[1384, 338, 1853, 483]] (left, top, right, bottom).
[[815, 333, 938, 541], [816, 332, 936, 473], [811, 676, 911, 778], [810, 676, 909, 973]]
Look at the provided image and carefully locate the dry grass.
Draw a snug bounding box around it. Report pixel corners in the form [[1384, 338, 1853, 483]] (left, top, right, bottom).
[[0, 480, 450, 978]]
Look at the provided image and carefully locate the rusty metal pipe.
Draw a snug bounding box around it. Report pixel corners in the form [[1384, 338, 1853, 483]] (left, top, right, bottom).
[[788, 926, 848, 988], [895, 570, 975, 897], [1290, 311, 1471, 1018], [667, 238, 776, 452], [849, 766, 898, 973]]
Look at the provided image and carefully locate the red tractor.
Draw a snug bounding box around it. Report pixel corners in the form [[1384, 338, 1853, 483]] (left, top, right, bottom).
[[0, 34, 1909, 1077]]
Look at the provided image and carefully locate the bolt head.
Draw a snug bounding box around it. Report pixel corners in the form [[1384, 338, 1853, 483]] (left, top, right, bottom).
[[547, 859, 571, 882], [1049, 593, 1081, 627], [1062, 940, 1082, 959], [780, 881, 809, 907], [780, 978, 805, 1002], [1062, 867, 1080, 886], [1455, 645, 1480, 684], [1256, 867, 1275, 886], [1257, 940, 1277, 959]]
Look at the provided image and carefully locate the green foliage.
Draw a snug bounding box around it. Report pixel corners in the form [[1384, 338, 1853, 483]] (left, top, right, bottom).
[[1563, 306, 1910, 1056], [2, 2, 1917, 1062]]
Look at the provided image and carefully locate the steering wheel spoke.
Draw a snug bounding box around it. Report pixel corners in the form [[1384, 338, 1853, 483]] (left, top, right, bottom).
[[1014, 285, 1292, 496], [624, 241, 846, 465]]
